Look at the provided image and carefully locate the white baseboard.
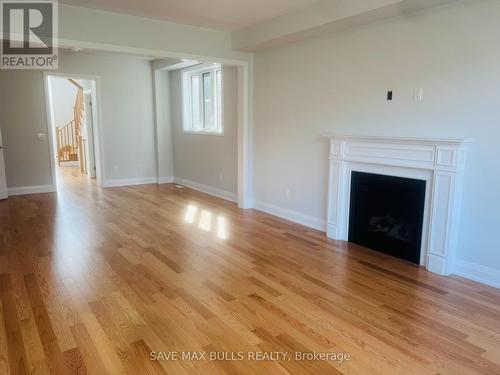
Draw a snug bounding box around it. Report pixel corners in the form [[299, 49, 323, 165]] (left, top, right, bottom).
[[452, 259, 500, 289], [59, 161, 79, 167], [254, 200, 326, 231], [173, 177, 237, 203], [7, 184, 56, 196], [158, 176, 174, 184], [103, 177, 157, 188]]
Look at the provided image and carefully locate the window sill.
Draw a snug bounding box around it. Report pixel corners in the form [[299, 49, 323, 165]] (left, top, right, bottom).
[[183, 130, 224, 137]]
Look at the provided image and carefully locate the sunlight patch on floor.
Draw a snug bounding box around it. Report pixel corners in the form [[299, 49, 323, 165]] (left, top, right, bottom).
[[183, 204, 228, 240]]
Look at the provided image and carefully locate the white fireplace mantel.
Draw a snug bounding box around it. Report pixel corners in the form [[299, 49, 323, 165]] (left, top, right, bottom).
[[325, 135, 473, 275]]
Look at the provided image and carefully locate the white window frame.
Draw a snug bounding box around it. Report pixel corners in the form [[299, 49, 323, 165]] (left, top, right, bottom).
[[182, 64, 223, 135]]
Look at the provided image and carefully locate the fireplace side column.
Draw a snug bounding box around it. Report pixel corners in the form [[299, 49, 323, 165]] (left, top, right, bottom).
[[427, 146, 467, 275], [327, 140, 348, 240]]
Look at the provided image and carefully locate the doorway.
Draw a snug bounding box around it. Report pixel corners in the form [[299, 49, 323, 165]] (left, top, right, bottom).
[[42, 46, 251, 208], [45, 73, 102, 189]]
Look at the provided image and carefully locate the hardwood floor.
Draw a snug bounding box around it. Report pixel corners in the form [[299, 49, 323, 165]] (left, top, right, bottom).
[[1, 167, 499, 374]]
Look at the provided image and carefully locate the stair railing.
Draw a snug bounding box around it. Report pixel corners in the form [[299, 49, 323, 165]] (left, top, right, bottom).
[[55, 79, 86, 172], [73, 88, 86, 174], [56, 120, 78, 164]]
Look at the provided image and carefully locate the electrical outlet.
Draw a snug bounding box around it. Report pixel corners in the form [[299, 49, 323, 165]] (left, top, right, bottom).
[[414, 88, 423, 101], [113, 165, 119, 172], [219, 172, 224, 182], [285, 188, 291, 198]]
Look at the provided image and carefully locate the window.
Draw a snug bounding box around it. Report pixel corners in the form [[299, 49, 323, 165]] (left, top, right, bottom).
[[182, 64, 223, 134]]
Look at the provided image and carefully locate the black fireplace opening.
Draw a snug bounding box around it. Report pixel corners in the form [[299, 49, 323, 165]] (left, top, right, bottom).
[[348, 172, 426, 264]]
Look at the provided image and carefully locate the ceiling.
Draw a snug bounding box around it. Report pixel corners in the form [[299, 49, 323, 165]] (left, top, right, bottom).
[[59, 0, 320, 31]]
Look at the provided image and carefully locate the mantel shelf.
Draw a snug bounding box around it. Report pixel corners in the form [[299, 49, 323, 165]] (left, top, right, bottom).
[[323, 134, 475, 145]]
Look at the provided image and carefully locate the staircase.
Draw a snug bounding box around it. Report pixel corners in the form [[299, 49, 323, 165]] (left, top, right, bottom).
[[56, 79, 87, 174]]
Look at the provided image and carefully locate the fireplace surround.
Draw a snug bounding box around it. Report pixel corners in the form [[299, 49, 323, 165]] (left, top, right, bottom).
[[326, 135, 472, 275]]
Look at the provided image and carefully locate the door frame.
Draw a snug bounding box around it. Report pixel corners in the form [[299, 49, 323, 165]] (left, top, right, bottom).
[[82, 89, 97, 179], [43, 71, 105, 188]]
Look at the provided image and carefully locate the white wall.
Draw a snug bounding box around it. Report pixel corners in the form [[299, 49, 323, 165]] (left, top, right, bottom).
[[0, 50, 159, 189], [153, 69, 174, 181], [0, 3, 251, 193], [0, 70, 53, 189], [57, 51, 157, 184], [170, 66, 238, 197], [253, 0, 500, 274]]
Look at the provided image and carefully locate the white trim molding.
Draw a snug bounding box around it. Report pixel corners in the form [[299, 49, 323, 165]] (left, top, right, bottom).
[[103, 177, 158, 188], [8, 184, 56, 196], [44, 71, 105, 188], [173, 177, 237, 203], [254, 201, 326, 231], [453, 259, 500, 289], [58, 161, 80, 167], [325, 135, 473, 276]]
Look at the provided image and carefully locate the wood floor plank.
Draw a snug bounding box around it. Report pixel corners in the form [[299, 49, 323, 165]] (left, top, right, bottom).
[[0, 167, 499, 374]]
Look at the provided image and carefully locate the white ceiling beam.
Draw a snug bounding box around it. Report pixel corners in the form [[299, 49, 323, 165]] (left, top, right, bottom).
[[151, 58, 200, 71], [232, 0, 458, 51]]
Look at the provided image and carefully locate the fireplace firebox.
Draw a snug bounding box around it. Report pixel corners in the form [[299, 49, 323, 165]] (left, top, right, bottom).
[[348, 172, 426, 264]]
